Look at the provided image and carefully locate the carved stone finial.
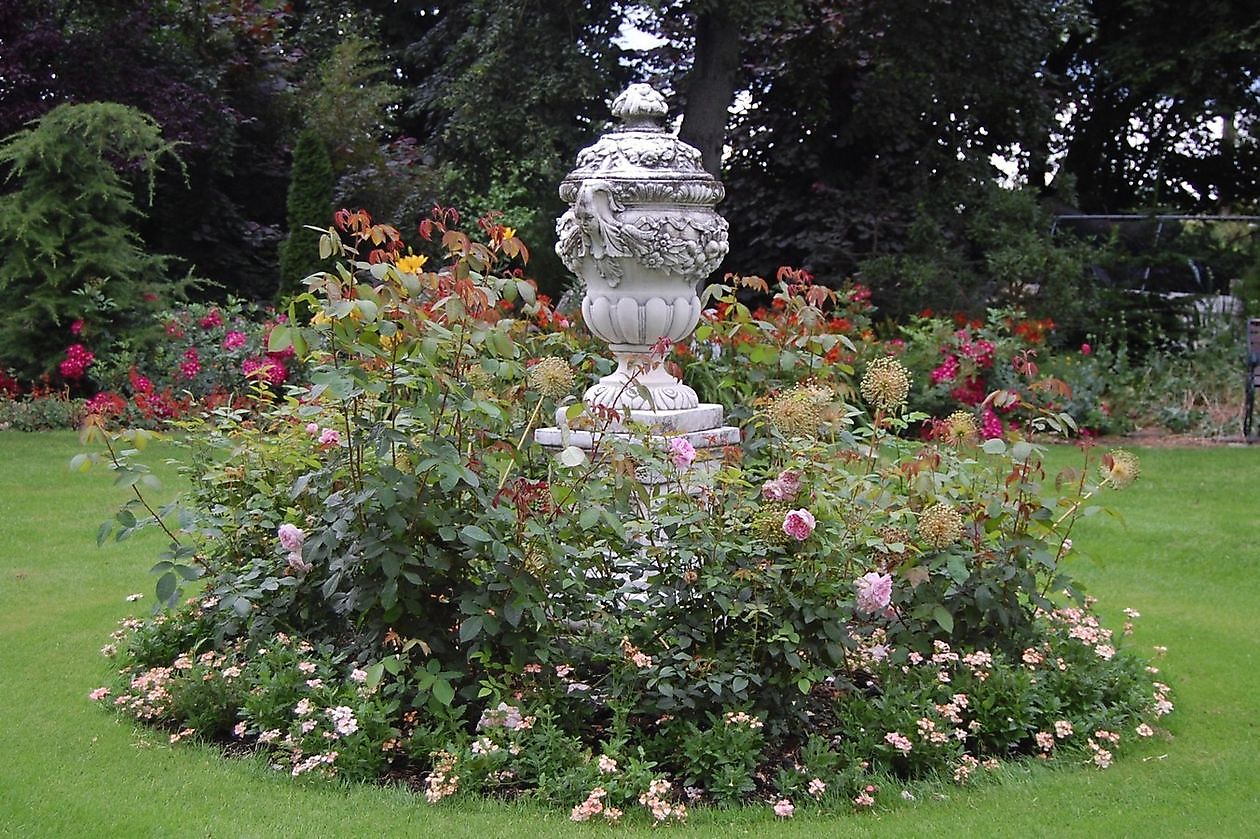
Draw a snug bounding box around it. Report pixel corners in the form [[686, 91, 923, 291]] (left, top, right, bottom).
[[610, 83, 668, 129]]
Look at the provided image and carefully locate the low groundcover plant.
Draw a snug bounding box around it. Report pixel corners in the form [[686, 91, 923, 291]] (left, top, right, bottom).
[[82, 209, 1172, 824]]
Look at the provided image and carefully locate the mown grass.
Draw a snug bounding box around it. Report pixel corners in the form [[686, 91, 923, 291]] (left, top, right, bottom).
[[1, 432, 1257, 837]]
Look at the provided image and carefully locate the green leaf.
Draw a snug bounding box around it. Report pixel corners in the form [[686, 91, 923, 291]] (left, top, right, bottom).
[[578, 506, 601, 530], [982, 438, 1007, 455], [431, 678, 456, 706], [365, 661, 386, 690], [459, 615, 484, 642], [557, 445, 587, 467], [460, 524, 492, 544], [155, 571, 177, 605], [932, 604, 955, 634], [268, 324, 292, 353]]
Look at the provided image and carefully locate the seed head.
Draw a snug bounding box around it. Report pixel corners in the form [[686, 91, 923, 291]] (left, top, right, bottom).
[[1099, 449, 1140, 489], [527, 356, 575, 399], [861, 356, 912, 412], [751, 503, 792, 546], [767, 385, 829, 438], [919, 502, 964, 550], [941, 410, 979, 445]]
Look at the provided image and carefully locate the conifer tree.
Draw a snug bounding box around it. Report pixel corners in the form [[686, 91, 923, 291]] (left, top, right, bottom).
[[0, 102, 184, 380], [278, 130, 335, 301]]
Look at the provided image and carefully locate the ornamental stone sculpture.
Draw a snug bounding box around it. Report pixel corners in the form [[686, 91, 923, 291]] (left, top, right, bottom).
[[554, 83, 729, 412], [536, 83, 739, 474]]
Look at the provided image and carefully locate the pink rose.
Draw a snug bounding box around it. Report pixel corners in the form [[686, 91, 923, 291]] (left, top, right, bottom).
[[762, 470, 801, 501], [278, 523, 305, 552], [318, 427, 341, 448], [855, 571, 893, 614], [773, 799, 794, 818], [1080, 343, 1092, 356], [782, 508, 816, 541], [668, 436, 696, 470], [305, 422, 320, 436]]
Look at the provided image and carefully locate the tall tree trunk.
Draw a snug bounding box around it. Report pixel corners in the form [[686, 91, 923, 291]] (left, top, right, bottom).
[[678, 6, 741, 177]]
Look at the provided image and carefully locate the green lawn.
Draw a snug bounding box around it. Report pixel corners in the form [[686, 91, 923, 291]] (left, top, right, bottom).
[[1, 432, 1257, 837]]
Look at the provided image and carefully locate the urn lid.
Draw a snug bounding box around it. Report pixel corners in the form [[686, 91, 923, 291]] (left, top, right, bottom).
[[559, 84, 724, 205]]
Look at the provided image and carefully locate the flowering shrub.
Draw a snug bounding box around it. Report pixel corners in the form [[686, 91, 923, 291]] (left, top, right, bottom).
[[83, 209, 1172, 823]]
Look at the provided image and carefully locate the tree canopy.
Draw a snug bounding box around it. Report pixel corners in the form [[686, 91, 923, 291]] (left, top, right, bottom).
[[0, 0, 1253, 311]]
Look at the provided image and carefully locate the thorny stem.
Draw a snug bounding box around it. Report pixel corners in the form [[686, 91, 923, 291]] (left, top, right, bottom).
[[498, 397, 545, 492], [100, 430, 182, 546]]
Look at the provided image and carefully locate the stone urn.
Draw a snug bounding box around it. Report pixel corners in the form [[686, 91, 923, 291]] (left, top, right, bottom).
[[555, 83, 729, 413]]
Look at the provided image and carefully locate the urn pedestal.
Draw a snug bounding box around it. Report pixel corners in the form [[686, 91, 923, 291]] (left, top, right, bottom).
[[535, 84, 739, 479]]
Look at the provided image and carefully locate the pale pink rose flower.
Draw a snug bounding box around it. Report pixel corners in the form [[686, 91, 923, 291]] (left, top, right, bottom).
[[668, 437, 696, 470], [89, 687, 110, 701], [318, 427, 341, 447], [782, 508, 816, 541], [305, 422, 320, 436], [761, 470, 802, 501], [773, 799, 794, 818], [775, 470, 801, 496], [288, 552, 312, 574], [855, 571, 893, 614], [278, 523, 305, 552]]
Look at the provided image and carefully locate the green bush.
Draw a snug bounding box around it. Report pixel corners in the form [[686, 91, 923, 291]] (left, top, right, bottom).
[[0, 102, 194, 382], [0, 394, 86, 431], [85, 209, 1171, 820]]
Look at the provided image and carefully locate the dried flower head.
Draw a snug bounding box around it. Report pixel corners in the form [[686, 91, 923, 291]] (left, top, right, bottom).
[[465, 364, 493, 390], [877, 525, 912, 564], [860, 356, 911, 412], [1099, 449, 1140, 489], [919, 502, 964, 550], [528, 356, 575, 399], [751, 503, 792, 545], [767, 385, 829, 438], [941, 410, 979, 445]]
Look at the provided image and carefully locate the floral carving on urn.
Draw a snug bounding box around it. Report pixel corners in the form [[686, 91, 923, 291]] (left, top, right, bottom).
[[556, 84, 729, 412]]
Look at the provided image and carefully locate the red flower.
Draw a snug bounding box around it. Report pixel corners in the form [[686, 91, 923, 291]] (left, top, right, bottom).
[[85, 391, 127, 416], [58, 344, 95, 380], [128, 368, 153, 394]]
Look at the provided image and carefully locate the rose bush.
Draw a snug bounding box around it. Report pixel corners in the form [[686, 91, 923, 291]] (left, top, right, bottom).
[[82, 209, 1172, 823]]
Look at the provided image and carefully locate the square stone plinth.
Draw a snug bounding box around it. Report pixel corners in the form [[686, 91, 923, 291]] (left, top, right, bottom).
[[534, 402, 740, 487], [535, 402, 739, 450]]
